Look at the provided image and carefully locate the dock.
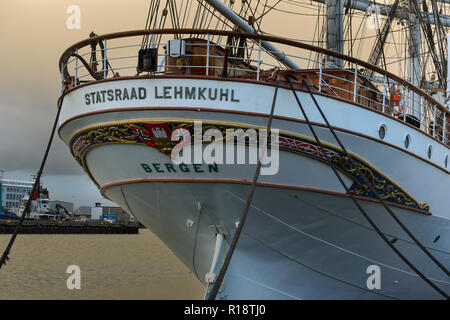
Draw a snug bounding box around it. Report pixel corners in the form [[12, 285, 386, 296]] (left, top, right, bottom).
[[0, 219, 141, 234]]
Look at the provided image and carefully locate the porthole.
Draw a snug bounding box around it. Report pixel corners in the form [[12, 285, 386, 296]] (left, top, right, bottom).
[[427, 145, 432, 159], [378, 124, 387, 140], [445, 155, 448, 168], [404, 134, 411, 149]]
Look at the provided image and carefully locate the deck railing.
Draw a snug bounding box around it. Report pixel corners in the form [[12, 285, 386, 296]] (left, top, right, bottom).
[[59, 29, 450, 146]]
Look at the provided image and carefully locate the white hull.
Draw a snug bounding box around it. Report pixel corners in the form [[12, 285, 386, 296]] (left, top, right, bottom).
[[58, 77, 450, 299], [104, 181, 449, 299]]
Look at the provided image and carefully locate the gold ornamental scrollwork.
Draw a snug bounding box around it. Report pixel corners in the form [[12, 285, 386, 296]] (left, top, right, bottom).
[[69, 119, 430, 212]]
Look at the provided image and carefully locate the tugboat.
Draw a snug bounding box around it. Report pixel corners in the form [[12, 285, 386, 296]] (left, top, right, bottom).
[[17, 186, 70, 221], [56, 1, 449, 299]]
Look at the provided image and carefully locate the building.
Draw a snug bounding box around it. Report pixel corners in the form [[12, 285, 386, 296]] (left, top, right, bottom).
[[48, 200, 74, 215], [91, 202, 136, 222], [90, 203, 101, 220], [72, 201, 137, 222], [73, 206, 92, 220], [0, 178, 34, 211]]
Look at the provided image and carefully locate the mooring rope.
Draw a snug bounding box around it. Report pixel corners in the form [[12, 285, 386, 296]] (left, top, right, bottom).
[[284, 75, 448, 299], [299, 77, 449, 278], [207, 79, 281, 300], [0, 87, 68, 270]]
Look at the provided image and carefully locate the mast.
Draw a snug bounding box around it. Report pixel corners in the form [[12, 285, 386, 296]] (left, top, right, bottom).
[[409, 0, 422, 118], [204, 0, 301, 70], [326, 0, 345, 66], [447, 33, 450, 105], [312, 0, 450, 27]]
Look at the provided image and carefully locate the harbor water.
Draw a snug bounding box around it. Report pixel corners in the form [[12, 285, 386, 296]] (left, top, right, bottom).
[[0, 229, 205, 299]]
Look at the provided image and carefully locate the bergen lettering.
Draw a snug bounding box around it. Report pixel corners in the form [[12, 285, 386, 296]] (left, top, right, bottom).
[[140, 162, 219, 174]]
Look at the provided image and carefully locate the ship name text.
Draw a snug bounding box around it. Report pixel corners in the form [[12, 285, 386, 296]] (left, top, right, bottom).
[[140, 162, 219, 174], [85, 87, 147, 105], [154, 86, 240, 102], [84, 85, 240, 105]]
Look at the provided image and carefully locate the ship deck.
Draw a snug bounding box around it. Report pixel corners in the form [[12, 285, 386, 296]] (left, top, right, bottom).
[[58, 29, 450, 152]]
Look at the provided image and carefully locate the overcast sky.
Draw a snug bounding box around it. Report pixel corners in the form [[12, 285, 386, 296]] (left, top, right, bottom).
[[0, 0, 150, 208], [0, 0, 365, 209]]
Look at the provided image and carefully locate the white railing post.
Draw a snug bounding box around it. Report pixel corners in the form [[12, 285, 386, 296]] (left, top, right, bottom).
[[206, 34, 210, 76], [432, 104, 437, 138], [353, 63, 358, 102], [443, 112, 447, 143], [382, 75, 386, 113], [318, 53, 323, 92], [403, 87, 408, 121], [257, 39, 262, 81], [103, 39, 107, 79], [419, 95, 423, 129], [157, 55, 166, 74]]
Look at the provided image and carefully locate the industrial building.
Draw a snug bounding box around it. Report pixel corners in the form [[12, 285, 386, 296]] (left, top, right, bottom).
[[91, 202, 135, 222], [0, 177, 33, 211], [73, 202, 136, 223]]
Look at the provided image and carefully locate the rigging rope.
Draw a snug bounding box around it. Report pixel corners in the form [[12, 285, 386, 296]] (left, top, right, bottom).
[[207, 78, 281, 300], [430, 0, 448, 86], [142, 0, 161, 48], [410, 0, 445, 88], [284, 75, 449, 299], [0, 87, 68, 270]]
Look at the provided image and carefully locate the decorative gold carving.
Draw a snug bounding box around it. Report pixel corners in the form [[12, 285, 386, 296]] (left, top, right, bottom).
[[331, 155, 429, 211], [69, 119, 430, 211]]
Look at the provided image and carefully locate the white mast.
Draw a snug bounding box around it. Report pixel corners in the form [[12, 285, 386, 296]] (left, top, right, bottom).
[[409, 0, 422, 119], [326, 0, 345, 66], [447, 33, 450, 106], [312, 0, 450, 27]]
